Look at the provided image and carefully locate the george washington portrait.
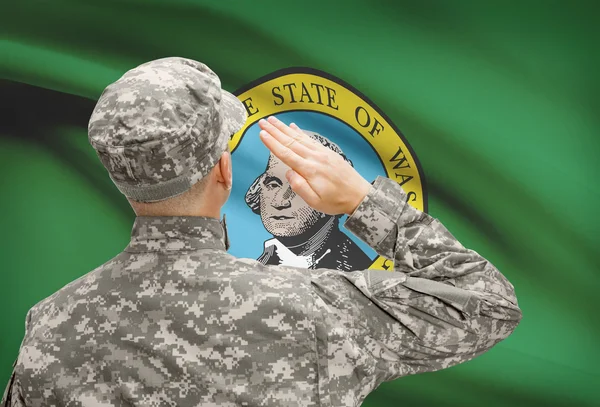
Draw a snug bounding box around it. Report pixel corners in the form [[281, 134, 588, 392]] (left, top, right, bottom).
[[244, 130, 373, 271]]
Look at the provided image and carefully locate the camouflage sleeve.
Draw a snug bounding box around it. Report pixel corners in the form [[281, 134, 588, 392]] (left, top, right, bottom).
[[308, 176, 522, 396]]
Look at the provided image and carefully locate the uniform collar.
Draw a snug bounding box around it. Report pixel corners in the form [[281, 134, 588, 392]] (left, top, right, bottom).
[[125, 215, 229, 253]]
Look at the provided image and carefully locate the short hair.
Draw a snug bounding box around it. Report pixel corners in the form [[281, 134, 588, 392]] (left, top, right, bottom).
[[245, 130, 353, 215]]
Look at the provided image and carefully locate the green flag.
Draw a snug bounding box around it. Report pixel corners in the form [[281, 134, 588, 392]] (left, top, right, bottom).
[[1, 1, 598, 406]]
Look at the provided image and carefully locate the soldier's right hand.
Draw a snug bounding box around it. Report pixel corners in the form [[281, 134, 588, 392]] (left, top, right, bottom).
[[258, 116, 372, 216]]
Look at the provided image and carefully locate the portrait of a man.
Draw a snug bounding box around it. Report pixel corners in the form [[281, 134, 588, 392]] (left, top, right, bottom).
[[245, 129, 373, 271]]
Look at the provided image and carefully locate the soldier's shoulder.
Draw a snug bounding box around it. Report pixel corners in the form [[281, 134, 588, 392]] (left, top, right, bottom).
[[28, 252, 126, 320], [233, 256, 307, 274], [227, 256, 321, 288]]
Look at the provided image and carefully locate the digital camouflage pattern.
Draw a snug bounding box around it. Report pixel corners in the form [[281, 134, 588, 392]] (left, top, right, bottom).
[[88, 57, 247, 203], [2, 176, 522, 407]]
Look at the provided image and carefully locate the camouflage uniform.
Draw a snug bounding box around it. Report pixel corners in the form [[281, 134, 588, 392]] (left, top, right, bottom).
[[2, 57, 522, 407]]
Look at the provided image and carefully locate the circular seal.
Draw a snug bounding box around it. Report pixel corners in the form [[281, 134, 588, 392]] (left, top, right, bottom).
[[223, 68, 427, 271]]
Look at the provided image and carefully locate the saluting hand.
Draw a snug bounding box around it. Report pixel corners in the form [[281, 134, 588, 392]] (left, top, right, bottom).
[[258, 116, 372, 216]]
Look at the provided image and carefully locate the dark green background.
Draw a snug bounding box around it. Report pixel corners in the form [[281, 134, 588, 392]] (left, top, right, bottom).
[[1, 1, 598, 406]]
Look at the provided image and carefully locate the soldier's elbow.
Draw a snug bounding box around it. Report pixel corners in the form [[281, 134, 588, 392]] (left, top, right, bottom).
[[475, 309, 523, 354]]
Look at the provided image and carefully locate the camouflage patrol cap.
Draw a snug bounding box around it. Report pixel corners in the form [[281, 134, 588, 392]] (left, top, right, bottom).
[[88, 57, 247, 202]]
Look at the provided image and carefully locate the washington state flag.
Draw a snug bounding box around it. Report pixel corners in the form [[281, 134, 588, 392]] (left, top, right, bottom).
[[0, 1, 598, 406]]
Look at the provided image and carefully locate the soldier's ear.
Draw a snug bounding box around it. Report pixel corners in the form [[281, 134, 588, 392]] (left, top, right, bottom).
[[217, 150, 233, 190]]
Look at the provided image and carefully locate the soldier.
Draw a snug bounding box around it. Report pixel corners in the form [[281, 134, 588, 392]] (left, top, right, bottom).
[[2, 57, 522, 407]]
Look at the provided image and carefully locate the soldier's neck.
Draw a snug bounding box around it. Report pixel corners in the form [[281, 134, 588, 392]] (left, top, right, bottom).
[[132, 200, 222, 219], [135, 208, 221, 219]]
